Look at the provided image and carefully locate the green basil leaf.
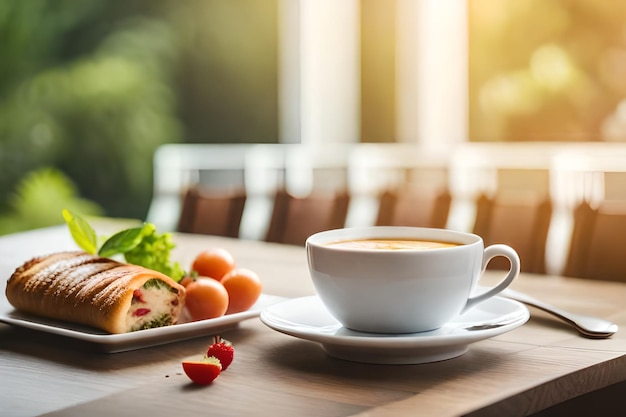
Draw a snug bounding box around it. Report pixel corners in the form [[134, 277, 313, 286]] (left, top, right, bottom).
[[62, 208, 98, 254], [98, 226, 146, 257]]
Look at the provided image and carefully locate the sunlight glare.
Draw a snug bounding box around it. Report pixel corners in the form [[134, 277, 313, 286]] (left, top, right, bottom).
[[530, 44, 574, 91]]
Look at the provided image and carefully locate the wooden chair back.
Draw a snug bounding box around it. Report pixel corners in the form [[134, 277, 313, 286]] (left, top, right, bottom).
[[177, 186, 246, 238], [265, 190, 350, 246], [375, 189, 451, 229], [147, 143, 252, 231], [563, 200, 626, 282], [473, 194, 552, 274]]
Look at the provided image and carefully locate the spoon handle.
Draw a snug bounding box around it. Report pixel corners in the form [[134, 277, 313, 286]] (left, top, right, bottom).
[[501, 288, 618, 338], [502, 289, 575, 323]]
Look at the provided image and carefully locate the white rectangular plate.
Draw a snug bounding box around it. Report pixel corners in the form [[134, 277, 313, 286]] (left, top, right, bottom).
[[0, 294, 286, 353]]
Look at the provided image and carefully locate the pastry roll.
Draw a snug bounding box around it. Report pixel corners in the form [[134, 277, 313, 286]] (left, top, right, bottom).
[[6, 251, 186, 333]]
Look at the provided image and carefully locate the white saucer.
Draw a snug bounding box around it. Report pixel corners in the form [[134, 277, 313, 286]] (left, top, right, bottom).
[[260, 295, 529, 365]]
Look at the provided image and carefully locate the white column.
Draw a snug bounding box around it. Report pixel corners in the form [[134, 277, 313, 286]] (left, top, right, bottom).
[[396, 0, 468, 149], [396, 0, 419, 144], [299, 0, 360, 144], [278, 0, 301, 144]]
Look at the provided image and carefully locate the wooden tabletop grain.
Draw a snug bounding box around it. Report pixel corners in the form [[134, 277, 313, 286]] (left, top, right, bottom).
[[1, 225, 625, 417]]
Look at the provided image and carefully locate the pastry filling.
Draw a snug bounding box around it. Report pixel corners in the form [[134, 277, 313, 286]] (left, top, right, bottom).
[[128, 279, 181, 331]]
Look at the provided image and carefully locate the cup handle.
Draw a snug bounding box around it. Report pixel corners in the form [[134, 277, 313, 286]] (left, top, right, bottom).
[[461, 244, 520, 313]]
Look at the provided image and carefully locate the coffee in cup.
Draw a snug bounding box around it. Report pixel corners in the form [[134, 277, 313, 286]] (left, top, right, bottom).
[[306, 226, 520, 334]]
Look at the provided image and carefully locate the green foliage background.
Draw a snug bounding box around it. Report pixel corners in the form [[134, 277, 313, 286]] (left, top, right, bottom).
[[0, 1, 181, 233], [0, 0, 279, 235]]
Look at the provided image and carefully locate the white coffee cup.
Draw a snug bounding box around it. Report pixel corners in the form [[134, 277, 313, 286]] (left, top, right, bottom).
[[306, 226, 520, 334]]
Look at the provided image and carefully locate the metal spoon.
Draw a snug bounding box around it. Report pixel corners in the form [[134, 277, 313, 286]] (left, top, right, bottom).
[[465, 314, 527, 331], [501, 288, 619, 338]]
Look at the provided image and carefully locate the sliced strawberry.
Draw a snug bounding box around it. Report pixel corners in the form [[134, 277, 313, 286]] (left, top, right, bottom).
[[206, 337, 234, 371], [133, 308, 151, 317], [182, 356, 222, 385]]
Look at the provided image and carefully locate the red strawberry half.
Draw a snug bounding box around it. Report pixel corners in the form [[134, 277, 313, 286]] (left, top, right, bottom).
[[182, 356, 222, 385], [207, 336, 234, 371]]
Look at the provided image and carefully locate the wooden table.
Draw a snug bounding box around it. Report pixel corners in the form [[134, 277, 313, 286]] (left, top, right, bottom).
[[1, 225, 625, 417]]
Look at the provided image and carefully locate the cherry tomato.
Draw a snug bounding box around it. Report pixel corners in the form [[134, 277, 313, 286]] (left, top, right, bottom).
[[179, 275, 195, 288], [184, 277, 229, 321], [220, 268, 263, 314], [182, 356, 222, 385], [192, 248, 236, 281]]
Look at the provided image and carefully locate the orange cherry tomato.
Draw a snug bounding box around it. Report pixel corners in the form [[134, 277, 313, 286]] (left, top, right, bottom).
[[184, 277, 229, 321], [179, 275, 195, 288], [192, 248, 236, 281], [220, 268, 263, 315]]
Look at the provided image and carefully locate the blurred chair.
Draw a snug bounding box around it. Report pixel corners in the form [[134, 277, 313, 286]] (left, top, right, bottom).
[[449, 142, 556, 232], [375, 188, 451, 229], [147, 143, 252, 232], [347, 143, 451, 227], [177, 186, 246, 238], [473, 194, 552, 274], [563, 200, 626, 282], [242, 143, 353, 241], [265, 189, 350, 246], [551, 147, 626, 275]]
